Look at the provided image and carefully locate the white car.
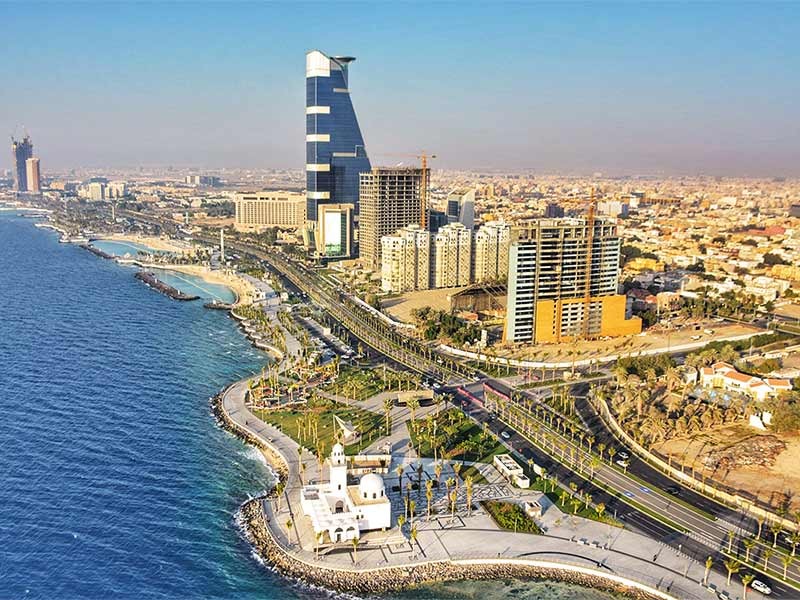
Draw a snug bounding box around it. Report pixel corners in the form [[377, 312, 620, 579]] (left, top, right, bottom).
[[615, 459, 630, 468], [617, 450, 630, 460], [500, 431, 511, 440], [751, 580, 772, 595]]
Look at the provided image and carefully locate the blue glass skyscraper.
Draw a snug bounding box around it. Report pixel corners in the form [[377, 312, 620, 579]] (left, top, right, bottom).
[[306, 50, 371, 257]]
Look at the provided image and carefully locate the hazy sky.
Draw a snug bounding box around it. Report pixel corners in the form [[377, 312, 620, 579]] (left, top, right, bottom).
[[3, 2, 799, 176]]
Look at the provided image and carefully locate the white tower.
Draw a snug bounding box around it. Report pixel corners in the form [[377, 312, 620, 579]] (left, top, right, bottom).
[[219, 228, 225, 263], [329, 442, 347, 492]]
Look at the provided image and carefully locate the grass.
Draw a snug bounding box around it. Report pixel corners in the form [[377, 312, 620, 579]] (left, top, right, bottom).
[[253, 396, 385, 456], [482, 500, 542, 534], [525, 475, 623, 527], [459, 464, 488, 484], [320, 365, 420, 402], [409, 409, 506, 463]]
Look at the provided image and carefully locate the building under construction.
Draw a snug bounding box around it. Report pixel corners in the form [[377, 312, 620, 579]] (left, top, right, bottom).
[[358, 166, 426, 271], [504, 217, 641, 344]]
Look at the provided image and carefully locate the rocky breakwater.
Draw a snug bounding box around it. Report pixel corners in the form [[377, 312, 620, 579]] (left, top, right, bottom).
[[238, 500, 668, 600], [134, 271, 200, 301]]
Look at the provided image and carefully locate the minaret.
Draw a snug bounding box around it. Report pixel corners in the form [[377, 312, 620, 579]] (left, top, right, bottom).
[[329, 442, 347, 492], [219, 228, 225, 263]]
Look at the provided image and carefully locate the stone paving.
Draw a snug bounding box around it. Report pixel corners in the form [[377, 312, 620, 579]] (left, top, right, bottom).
[[222, 375, 765, 600]]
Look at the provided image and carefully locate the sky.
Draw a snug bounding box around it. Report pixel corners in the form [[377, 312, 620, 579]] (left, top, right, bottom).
[[2, 2, 799, 176]]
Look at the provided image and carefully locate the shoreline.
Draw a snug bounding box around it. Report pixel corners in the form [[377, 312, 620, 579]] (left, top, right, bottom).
[[210, 386, 676, 600], [94, 233, 191, 255]]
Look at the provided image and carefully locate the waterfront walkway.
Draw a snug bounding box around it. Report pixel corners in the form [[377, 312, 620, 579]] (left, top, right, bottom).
[[221, 379, 756, 600]]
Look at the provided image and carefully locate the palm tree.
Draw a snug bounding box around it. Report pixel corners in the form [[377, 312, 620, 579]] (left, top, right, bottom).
[[449, 488, 457, 523], [743, 537, 757, 562], [763, 548, 774, 570], [465, 475, 474, 516], [410, 524, 418, 548], [781, 554, 794, 580], [607, 446, 617, 465], [434, 463, 442, 488], [351, 537, 359, 561], [316, 531, 324, 558], [383, 397, 393, 434], [741, 573, 755, 600], [397, 514, 407, 536], [703, 556, 713, 585], [772, 522, 783, 548], [409, 500, 416, 527], [425, 480, 434, 521], [724, 558, 740, 585], [727, 530, 736, 553], [396, 465, 405, 502], [790, 531, 800, 557]]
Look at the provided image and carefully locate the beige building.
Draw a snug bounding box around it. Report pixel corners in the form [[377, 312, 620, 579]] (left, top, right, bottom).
[[433, 222, 472, 289], [380, 224, 431, 293], [316, 203, 354, 258], [234, 191, 306, 232], [359, 167, 425, 271], [474, 221, 510, 283], [25, 158, 41, 193]]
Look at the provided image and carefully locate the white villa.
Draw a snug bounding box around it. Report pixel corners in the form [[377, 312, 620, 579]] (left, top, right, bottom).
[[699, 362, 792, 402], [299, 443, 391, 543]]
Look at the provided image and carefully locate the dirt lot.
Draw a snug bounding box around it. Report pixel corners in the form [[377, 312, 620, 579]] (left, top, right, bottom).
[[497, 321, 764, 363], [654, 424, 800, 512], [383, 286, 468, 323]]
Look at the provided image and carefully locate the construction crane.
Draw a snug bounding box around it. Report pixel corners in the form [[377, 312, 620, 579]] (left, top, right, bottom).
[[582, 188, 598, 339], [371, 151, 436, 229]]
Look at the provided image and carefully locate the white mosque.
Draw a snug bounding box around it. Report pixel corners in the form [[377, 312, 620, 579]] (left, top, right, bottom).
[[299, 443, 392, 543]]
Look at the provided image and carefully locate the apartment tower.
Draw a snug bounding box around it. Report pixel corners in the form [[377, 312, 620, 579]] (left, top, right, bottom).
[[25, 158, 41, 193], [473, 221, 510, 283], [380, 224, 431, 293], [359, 166, 425, 271], [504, 218, 641, 343], [432, 222, 472, 288], [11, 135, 33, 191]]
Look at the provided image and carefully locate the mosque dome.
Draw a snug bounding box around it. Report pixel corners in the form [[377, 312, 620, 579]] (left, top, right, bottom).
[[358, 472, 385, 499]]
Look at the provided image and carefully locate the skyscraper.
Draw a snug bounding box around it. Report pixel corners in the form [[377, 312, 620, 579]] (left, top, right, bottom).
[[316, 203, 354, 258], [306, 50, 371, 257], [11, 135, 33, 191], [25, 158, 41, 193], [359, 167, 425, 271], [504, 218, 641, 343], [445, 189, 476, 230], [473, 221, 511, 283], [380, 224, 431, 293]]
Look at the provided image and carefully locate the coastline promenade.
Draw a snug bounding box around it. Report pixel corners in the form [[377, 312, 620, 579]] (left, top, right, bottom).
[[218, 377, 750, 600]]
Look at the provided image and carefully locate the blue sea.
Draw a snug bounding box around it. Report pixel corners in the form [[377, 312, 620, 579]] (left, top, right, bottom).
[[0, 214, 618, 600]]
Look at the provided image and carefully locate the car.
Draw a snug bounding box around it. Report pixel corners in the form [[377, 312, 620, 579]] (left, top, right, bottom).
[[615, 459, 629, 468], [617, 450, 630, 460], [500, 431, 511, 440], [432, 383, 441, 390], [665, 486, 681, 496], [751, 580, 772, 595]]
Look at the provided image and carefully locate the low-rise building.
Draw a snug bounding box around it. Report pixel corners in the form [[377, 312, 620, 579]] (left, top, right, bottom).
[[699, 362, 792, 402], [234, 191, 306, 232]]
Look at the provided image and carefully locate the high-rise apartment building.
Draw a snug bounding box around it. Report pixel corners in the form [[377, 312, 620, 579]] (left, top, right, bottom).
[[359, 167, 425, 270], [25, 158, 41, 193], [380, 224, 431, 293], [316, 203, 354, 258], [473, 221, 510, 283], [306, 50, 371, 257], [446, 189, 476, 229], [234, 191, 307, 232], [432, 222, 472, 289], [504, 218, 641, 343], [11, 135, 33, 191]]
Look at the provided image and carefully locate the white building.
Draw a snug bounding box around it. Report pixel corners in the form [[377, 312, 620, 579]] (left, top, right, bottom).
[[380, 224, 431, 293], [433, 222, 472, 288], [299, 443, 391, 543], [699, 362, 792, 403], [473, 221, 510, 283], [234, 191, 307, 232]]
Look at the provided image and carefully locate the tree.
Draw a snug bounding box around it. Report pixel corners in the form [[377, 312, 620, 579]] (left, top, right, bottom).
[[351, 536, 359, 561], [763, 547, 774, 570], [790, 531, 800, 556], [772, 522, 783, 548], [409, 500, 417, 527], [465, 475, 474, 516], [781, 554, 794, 580], [410, 524, 418, 548], [596, 503, 606, 521], [383, 397, 393, 434], [425, 480, 434, 521], [724, 558, 740, 585], [743, 536, 757, 562], [741, 573, 755, 600], [703, 556, 713, 585]]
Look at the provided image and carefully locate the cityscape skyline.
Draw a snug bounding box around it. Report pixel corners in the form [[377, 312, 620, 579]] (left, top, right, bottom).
[[3, 2, 800, 176]]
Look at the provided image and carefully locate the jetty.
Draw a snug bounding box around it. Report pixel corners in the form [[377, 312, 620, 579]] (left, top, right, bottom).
[[204, 300, 235, 311], [134, 271, 199, 301], [81, 244, 115, 260]]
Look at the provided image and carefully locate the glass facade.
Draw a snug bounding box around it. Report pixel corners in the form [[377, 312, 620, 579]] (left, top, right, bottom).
[[306, 50, 371, 232]]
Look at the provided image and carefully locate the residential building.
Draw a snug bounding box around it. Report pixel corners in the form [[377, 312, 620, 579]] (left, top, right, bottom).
[[446, 188, 476, 229], [316, 203, 354, 258], [106, 181, 128, 199], [306, 50, 371, 257], [432, 222, 472, 288], [234, 191, 307, 232], [544, 203, 564, 218], [359, 166, 424, 270], [504, 218, 641, 343], [25, 158, 41, 193], [427, 209, 448, 233], [87, 182, 106, 201], [11, 135, 33, 191], [473, 221, 510, 283], [699, 362, 792, 403], [380, 224, 431, 293], [185, 175, 220, 186]]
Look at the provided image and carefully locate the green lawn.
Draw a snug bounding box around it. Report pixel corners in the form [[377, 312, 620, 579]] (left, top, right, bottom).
[[320, 365, 414, 401], [525, 473, 622, 527], [482, 500, 542, 534], [459, 464, 488, 483], [253, 396, 385, 456], [409, 409, 506, 463]]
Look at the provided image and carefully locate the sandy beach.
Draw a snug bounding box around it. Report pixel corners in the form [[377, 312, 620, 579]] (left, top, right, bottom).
[[150, 264, 256, 306], [99, 233, 194, 255]]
